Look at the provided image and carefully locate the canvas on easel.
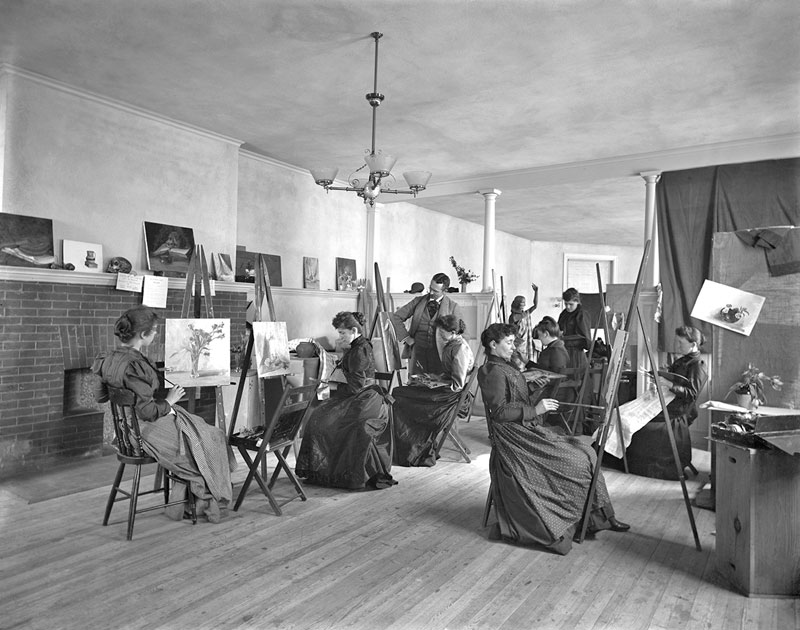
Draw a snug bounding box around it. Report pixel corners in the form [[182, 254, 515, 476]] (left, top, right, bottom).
[[252, 321, 291, 379], [165, 318, 230, 387]]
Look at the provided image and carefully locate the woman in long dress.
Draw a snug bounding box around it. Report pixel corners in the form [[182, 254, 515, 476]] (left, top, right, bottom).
[[627, 325, 707, 478], [557, 287, 592, 371], [294, 312, 395, 489], [392, 315, 475, 467], [92, 306, 236, 523], [478, 323, 630, 555], [507, 283, 539, 368]]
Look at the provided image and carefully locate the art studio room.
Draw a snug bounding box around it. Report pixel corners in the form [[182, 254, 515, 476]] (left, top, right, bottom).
[[0, 3, 799, 629]]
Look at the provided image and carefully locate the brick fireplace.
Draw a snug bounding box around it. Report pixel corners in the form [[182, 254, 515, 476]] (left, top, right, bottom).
[[0, 268, 250, 479]]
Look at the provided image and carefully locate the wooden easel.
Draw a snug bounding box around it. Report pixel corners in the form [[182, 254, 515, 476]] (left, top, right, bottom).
[[575, 241, 701, 551], [226, 255, 285, 475], [369, 262, 404, 391], [179, 244, 226, 433]]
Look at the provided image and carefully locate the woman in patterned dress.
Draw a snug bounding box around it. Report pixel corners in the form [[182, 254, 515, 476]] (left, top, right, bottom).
[[92, 306, 237, 523], [478, 323, 630, 554]]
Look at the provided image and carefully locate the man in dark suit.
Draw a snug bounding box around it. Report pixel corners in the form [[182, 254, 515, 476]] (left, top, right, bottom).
[[391, 273, 464, 376]]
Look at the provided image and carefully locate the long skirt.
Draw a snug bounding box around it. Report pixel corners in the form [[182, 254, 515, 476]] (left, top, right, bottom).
[[140, 407, 237, 503], [392, 385, 461, 467], [490, 421, 614, 555], [295, 386, 394, 489]]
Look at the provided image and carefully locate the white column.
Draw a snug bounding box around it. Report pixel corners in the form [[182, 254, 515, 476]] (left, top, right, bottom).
[[641, 171, 661, 289], [478, 189, 501, 291]]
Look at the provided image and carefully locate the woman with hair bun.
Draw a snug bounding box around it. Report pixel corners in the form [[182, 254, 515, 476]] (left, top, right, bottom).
[[627, 325, 707, 479], [295, 312, 395, 490], [92, 306, 236, 523]]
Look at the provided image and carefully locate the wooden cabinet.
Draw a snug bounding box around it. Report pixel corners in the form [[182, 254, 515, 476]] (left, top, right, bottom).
[[714, 440, 800, 597]]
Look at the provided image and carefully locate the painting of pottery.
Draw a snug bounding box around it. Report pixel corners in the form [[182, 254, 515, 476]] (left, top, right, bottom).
[[335, 257, 357, 291], [143, 221, 195, 276], [164, 318, 230, 387], [691, 279, 765, 336], [0, 214, 55, 268], [63, 240, 104, 273]]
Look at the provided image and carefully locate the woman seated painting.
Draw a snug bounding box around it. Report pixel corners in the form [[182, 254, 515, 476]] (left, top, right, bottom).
[[294, 312, 395, 490], [392, 315, 475, 467], [92, 306, 237, 523], [626, 326, 707, 479], [478, 323, 629, 555]]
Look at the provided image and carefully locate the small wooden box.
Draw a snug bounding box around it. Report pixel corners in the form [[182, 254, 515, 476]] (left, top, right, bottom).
[[714, 440, 800, 597]]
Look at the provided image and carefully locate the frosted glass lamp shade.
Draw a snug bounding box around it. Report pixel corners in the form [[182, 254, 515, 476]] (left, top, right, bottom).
[[364, 150, 397, 177], [403, 170, 432, 191], [310, 167, 338, 186]]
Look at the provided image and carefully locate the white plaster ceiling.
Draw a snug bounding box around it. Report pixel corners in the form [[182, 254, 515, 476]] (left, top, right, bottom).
[[2, 0, 799, 247]]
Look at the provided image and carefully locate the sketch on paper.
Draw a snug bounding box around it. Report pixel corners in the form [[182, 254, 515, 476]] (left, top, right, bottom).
[[336, 257, 357, 291], [691, 280, 765, 336], [63, 240, 104, 273], [165, 318, 230, 387], [143, 222, 195, 276], [0, 214, 55, 268], [253, 321, 291, 378], [303, 256, 320, 289]]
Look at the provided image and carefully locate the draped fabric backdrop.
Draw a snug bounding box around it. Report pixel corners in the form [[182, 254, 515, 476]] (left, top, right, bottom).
[[656, 158, 800, 350]]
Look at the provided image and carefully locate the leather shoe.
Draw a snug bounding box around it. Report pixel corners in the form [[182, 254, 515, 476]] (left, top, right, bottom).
[[609, 516, 630, 532]]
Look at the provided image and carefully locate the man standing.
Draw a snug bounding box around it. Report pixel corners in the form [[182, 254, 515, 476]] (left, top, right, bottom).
[[391, 273, 464, 376]]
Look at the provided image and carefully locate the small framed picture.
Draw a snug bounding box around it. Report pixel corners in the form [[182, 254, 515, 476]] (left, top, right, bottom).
[[63, 240, 104, 273]]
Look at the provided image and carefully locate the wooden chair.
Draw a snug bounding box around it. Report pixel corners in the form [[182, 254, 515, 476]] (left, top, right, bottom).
[[103, 386, 197, 540], [432, 367, 479, 464], [481, 401, 496, 527], [230, 383, 318, 515]]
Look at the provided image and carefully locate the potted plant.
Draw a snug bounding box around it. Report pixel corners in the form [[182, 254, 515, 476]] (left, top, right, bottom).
[[725, 363, 783, 409], [449, 256, 479, 292]]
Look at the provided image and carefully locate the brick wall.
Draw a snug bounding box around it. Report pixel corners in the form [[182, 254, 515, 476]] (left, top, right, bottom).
[[0, 275, 250, 479]]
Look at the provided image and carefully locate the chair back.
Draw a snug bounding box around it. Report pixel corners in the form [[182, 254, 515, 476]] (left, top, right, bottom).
[[107, 386, 147, 458], [262, 383, 319, 450]]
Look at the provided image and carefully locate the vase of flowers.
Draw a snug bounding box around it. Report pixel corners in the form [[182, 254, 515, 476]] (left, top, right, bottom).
[[449, 256, 479, 292], [725, 363, 782, 410]]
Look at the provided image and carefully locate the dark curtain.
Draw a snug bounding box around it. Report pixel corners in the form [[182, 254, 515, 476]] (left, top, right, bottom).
[[657, 158, 800, 350]]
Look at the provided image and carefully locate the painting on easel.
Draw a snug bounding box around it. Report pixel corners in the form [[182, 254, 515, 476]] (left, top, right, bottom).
[[0, 213, 55, 268], [143, 221, 194, 277], [253, 321, 291, 378], [165, 318, 231, 387]]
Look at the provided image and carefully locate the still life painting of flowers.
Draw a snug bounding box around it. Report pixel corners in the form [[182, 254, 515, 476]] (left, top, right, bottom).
[[165, 318, 230, 387]]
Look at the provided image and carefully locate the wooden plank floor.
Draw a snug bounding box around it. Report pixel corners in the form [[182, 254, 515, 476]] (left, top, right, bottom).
[[1, 418, 798, 630]]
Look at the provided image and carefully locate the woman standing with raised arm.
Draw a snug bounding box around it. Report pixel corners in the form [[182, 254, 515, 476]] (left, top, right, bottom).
[[507, 282, 539, 368]]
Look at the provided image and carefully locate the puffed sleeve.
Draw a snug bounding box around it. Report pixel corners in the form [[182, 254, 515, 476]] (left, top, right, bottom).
[[670, 358, 707, 402], [446, 340, 474, 391], [123, 360, 172, 422], [341, 340, 374, 394], [478, 364, 539, 424]]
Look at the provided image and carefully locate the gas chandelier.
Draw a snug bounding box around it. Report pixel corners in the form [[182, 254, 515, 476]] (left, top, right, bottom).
[[309, 32, 431, 206]]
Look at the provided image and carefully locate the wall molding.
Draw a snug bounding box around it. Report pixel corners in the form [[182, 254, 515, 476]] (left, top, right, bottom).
[[0, 63, 243, 147]]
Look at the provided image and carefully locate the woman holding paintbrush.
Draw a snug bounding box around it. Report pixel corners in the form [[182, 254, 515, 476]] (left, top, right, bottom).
[[92, 305, 236, 523]]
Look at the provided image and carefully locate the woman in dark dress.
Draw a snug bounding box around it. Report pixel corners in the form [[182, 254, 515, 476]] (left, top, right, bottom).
[[478, 323, 629, 555], [557, 287, 592, 371], [294, 312, 394, 490], [627, 326, 707, 479], [392, 315, 475, 467], [92, 306, 237, 523]]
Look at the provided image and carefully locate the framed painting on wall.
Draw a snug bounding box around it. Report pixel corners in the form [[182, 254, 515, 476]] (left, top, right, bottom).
[[336, 257, 357, 291], [303, 256, 319, 289], [0, 213, 55, 268], [63, 240, 103, 273], [143, 221, 194, 277], [164, 318, 230, 387]]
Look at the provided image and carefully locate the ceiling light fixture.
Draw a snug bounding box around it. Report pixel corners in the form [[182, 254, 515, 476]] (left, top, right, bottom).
[[309, 32, 431, 206]]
